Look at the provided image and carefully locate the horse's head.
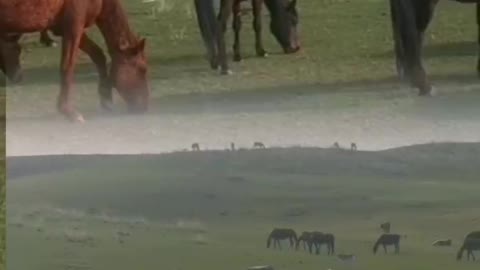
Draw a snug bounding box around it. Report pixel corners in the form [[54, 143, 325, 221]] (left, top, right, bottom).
[[111, 38, 150, 113], [0, 39, 23, 83], [269, 0, 300, 54]]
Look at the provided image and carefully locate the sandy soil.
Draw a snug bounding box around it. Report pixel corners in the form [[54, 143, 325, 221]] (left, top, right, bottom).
[[6, 85, 480, 157]]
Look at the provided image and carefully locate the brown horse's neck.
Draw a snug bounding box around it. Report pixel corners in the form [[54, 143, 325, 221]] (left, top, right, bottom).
[[96, 0, 138, 54]]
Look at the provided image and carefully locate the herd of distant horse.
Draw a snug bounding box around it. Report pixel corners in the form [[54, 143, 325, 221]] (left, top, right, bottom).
[[0, 0, 479, 122], [267, 227, 480, 261]]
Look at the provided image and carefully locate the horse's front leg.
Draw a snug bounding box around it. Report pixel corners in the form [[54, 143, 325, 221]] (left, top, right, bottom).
[[252, 0, 267, 57], [217, 0, 233, 74], [78, 34, 112, 111], [232, 1, 243, 62]]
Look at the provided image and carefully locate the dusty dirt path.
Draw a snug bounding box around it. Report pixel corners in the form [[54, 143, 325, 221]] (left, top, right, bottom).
[[6, 86, 480, 157]]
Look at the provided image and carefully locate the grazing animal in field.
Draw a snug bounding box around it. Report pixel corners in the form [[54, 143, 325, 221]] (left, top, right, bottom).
[[231, 0, 300, 62], [310, 231, 335, 255], [333, 142, 340, 149], [193, 0, 300, 74], [380, 222, 391, 233], [253, 142, 266, 148], [296, 231, 314, 251], [266, 228, 298, 249], [433, 239, 452, 246], [192, 143, 200, 151], [350, 143, 357, 151], [457, 231, 480, 261], [389, 0, 479, 96], [373, 234, 401, 254], [0, 0, 150, 122]]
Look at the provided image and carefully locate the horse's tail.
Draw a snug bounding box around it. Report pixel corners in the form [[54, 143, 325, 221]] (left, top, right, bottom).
[[193, 0, 218, 67], [389, 0, 420, 80], [456, 243, 466, 261]]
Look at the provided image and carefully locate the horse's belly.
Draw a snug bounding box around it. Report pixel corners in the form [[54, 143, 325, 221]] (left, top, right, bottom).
[[0, 0, 63, 33]]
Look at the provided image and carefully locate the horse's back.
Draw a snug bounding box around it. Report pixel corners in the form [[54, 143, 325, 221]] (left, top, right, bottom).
[[0, 0, 65, 32]]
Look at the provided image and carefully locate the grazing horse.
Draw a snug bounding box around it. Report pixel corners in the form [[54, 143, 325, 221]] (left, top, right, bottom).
[[457, 231, 480, 261], [373, 234, 401, 254], [296, 231, 314, 251], [253, 142, 266, 148], [266, 228, 298, 249], [231, 0, 300, 62], [389, 0, 480, 96], [193, 0, 300, 74], [0, 0, 150, 122], [310, 231, 335, 255]]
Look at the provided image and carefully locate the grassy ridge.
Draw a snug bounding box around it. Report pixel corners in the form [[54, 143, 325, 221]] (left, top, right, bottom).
[[6, 143, 480, 270]]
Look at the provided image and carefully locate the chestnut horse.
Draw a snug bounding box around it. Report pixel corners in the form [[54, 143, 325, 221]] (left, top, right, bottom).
[[232, 0, 300, 62], [194, 0, 300, 74], [0, 0, 150, 122], [389, 0, 479, 95]]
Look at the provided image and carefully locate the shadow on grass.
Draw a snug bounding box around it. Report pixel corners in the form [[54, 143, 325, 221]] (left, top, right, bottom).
[[372, 41, 477, 59]]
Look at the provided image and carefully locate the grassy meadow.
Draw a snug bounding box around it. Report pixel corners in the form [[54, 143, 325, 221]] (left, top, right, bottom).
[[6, 143, 480, 270], [3, 1, 480, 270]]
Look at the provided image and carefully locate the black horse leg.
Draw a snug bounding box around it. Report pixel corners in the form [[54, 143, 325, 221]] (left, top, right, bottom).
[[252, 0, 267, 57], [39, 30, 57, 47], [232, 1, 243, 61], [217, 0, 233, 74]]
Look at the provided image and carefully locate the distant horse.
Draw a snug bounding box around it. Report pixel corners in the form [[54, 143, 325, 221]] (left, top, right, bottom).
[[373, 234, 401, 254], [231, 0, 300, 62], [193, 0, 300, 74], [389, 0, 479, 95], [192, 143, 200, 151], [310, 231, 335, 255], [296, 231, 314, 251], [350, 143, 357, 151], [266, 228, 298, 249], [457, 231, 480, 261], [380, 222, 391, 233], [253, 142, 266, 148], [0, 0, 150, 122]]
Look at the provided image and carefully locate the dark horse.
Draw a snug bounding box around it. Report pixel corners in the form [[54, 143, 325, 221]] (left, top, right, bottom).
[[0, 0, 150, 122], [373, 233, 401, 254], [296, 231, 335, 255], [193, 0, 300, 74], [231, 0, 300, 62], [266, 228, 298, 249], [389, 0, 479, 96], [457, 231, 480, 261]]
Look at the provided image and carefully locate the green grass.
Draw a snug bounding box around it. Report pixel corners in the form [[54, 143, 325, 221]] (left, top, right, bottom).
[[5, 0, 478, 118], [6, 143, 480, 270]]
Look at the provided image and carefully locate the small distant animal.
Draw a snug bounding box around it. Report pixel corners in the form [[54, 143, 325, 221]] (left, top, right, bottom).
[[192, 143, 200, 151], [350, 143, 357, 151], [433, 239, 452, 247], [373, 233, 401, 254], [380, 222, 391, 233], [253, 142, 266, 149], [231, 142, 235, 151], [333, 142, 340, 149], [266, 228, 297, 249]]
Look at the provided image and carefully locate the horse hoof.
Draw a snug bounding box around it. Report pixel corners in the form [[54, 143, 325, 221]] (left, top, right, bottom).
[[220, 69, 233, 75], [50, 42, 57, 48], [233, 55, 242, 62]]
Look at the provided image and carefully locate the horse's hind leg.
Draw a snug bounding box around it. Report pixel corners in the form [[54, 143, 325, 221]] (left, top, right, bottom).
[[217, 0, 233, 74], [78, 34, 112, 111], [232, 0, 243, 62], [252, 0, 267, 57]]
